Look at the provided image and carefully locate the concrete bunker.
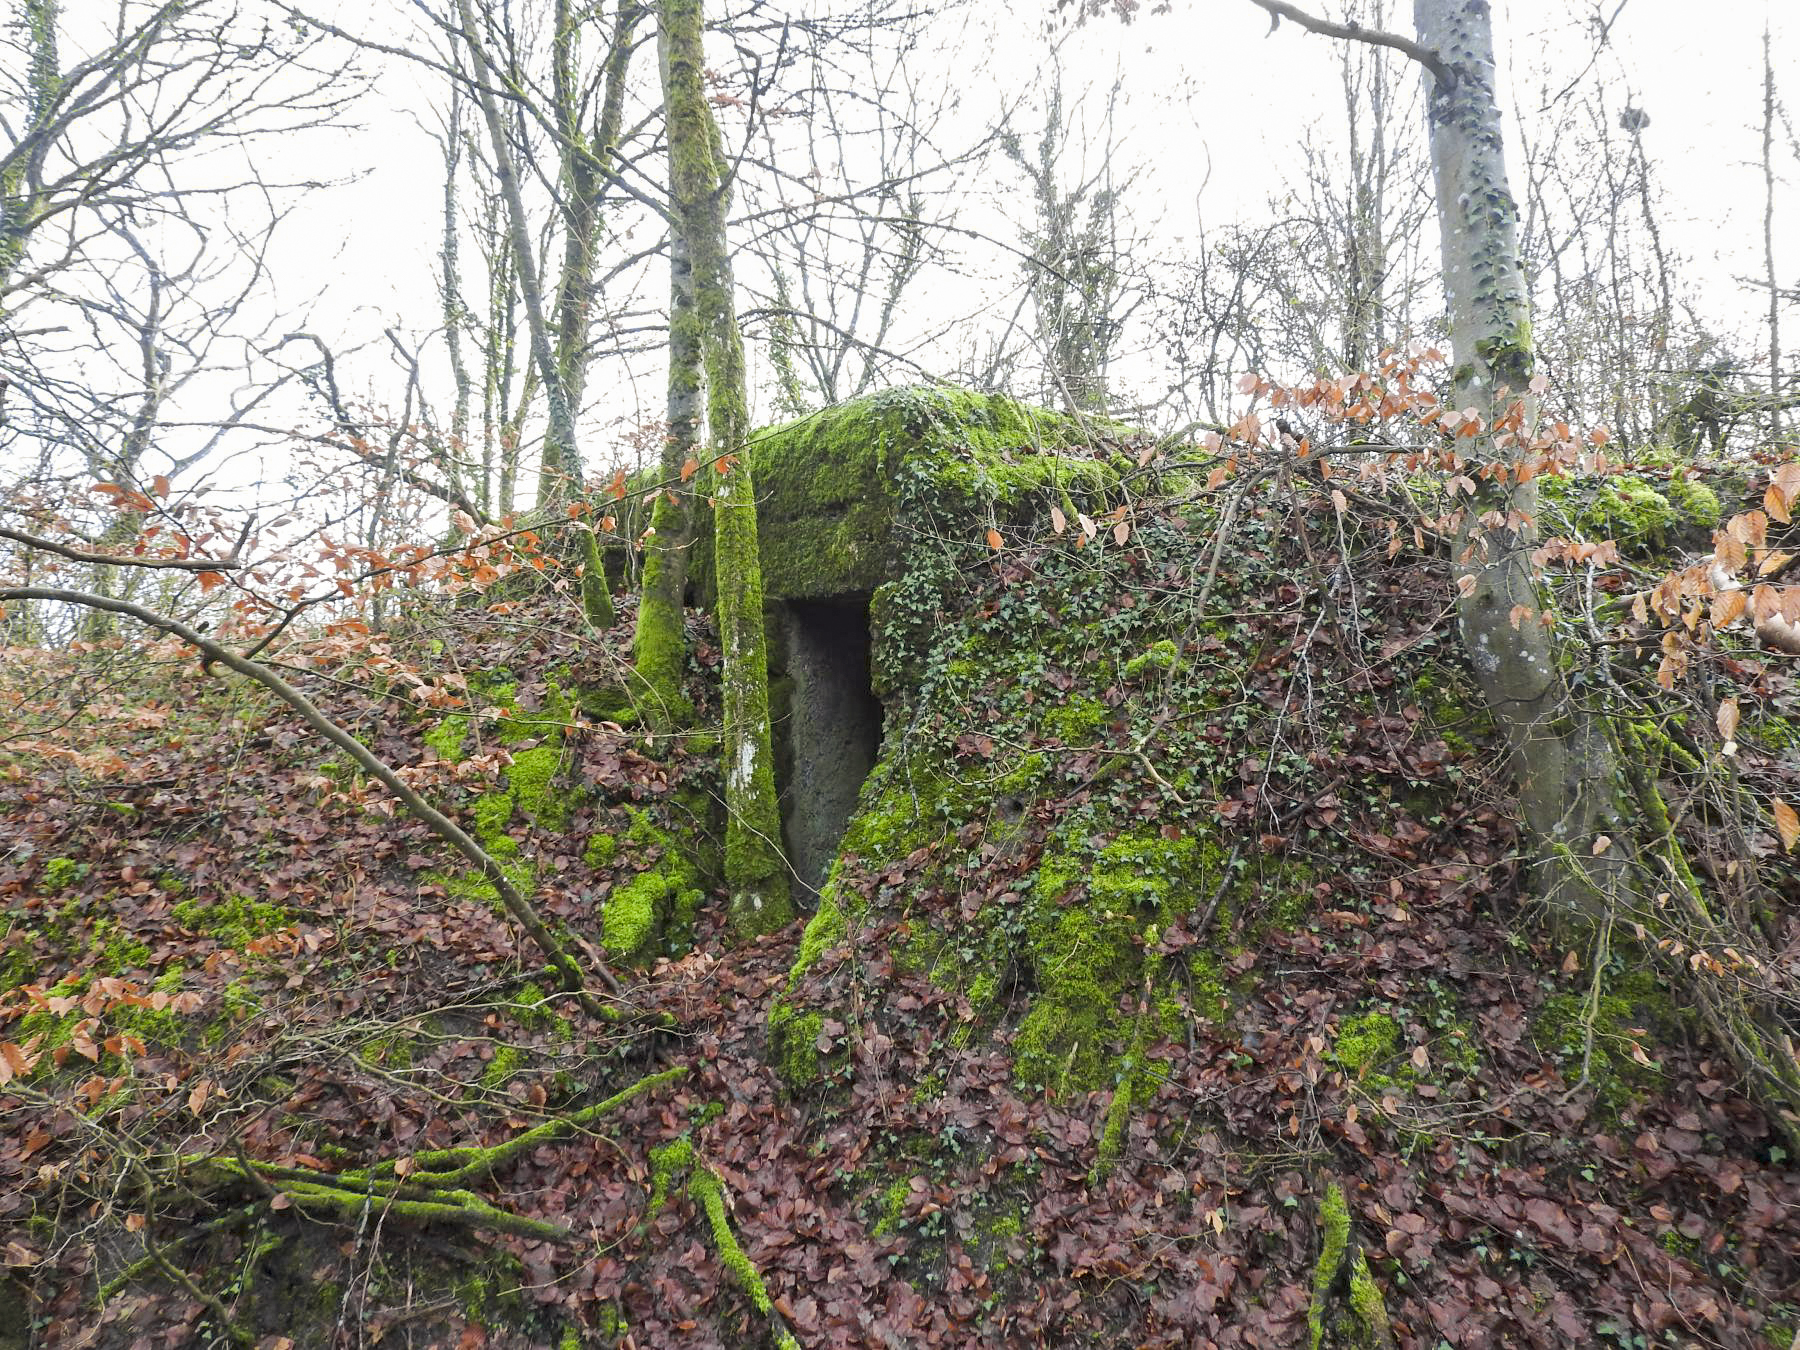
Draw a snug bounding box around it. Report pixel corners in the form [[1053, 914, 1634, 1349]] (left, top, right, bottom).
[[773, 596, 883, 901], [686, 386, 1111, 903]]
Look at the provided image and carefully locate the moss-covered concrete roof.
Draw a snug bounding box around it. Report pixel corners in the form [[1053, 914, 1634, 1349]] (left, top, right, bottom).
[[720, 385, 1123, 601]]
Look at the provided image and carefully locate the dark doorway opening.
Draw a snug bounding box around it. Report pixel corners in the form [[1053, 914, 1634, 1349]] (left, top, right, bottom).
[[778, 596, 883, 901]]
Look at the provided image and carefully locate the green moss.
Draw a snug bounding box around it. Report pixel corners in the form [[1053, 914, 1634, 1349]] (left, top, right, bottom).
[[455, 1255, 525, 1328], [690, 1166, 775, 1316], [1664, 473, 1721, 529], [1344, 1247, 1392, 1344], [1330, 1012, 1400, 1079], [1582, 476, 1677, 545], [632, 497, 697, 731], [602, 872, 662, 962], [683, 386, 1121, 605], [768, 880, 847, 1090], [1122, 640, 1179, 680], [423, 713, 469, 764], [583, 831, 618, 868], [41, 857, 81, 891], [1533, 969, 1673, 1110], [1410, 669, 1495, 756], [429, 858, 537, 910], [360, 1029, 414, 1069], [505, 745, 569, 829], [579, 682, 639, 726], [471, 791, 519, 854], [481, 1044, 526, 1089], [871, 1175, 914, 1237], [480, 674, 578, 745], [16, 978, 84, 1063], [90, 919, 151, 975], [171, 893, 290, 949], [18, 966, 199, 1076], [770, 1008, 825, 1089], [599, 808, 704, 965], [1540, 469, 1717, 554], [1014, 829, 1211, 1092], [1091, 1072, 1138, 1181], [509, 982, 573, 1040], [1038, 694, 1106, 745], [595, 1302, 628, 1339], [202, 977, 261, 1048], [789, 890, 848, 987], [647, 1131, 789, 1338], [1475, 320, 1533, 389], [1753, 715, 1800, 754], [1308, 1179, 1392, 1347], [117, 966, 190, 1050], [1309, 1181, 1351, 1350], [839, 761, 948, 861]]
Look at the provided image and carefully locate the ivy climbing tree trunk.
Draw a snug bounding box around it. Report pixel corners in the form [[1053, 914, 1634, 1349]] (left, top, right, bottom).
[[658, 0, 792, 937], [1410, 0, 1800, 1145], [1413, 0, 1627, 921]]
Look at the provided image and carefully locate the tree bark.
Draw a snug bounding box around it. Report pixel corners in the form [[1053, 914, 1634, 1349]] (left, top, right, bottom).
[[1414, 0, 1800, 1147], [632, 219, 700, 729], [1414, 0, 1626, 919], [658, 0, 792, 936], [454, 0, 615, 627]]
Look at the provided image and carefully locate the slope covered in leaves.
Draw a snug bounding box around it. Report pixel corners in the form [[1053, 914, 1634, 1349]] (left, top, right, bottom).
[[2, 431, 1798, 1349]]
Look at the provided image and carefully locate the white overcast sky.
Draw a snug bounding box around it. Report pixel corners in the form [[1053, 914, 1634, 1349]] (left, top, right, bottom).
[[254, 0, 1797, 463]]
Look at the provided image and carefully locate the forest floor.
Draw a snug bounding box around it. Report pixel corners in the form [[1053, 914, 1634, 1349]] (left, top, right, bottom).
[[3, 495, 1799, 1348]]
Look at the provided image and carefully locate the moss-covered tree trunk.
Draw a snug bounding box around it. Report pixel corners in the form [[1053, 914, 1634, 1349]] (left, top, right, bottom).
[[659, 0, 791, 936], [1415, 0, 1800, 1144], [631, 188, 699, 728], [0, 0, 60, 286]]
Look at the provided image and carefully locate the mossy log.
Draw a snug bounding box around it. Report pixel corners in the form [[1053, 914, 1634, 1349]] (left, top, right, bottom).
[[1307, 1179, 1395, 1350], [172, 1068, 687, 1246], [649, 1137, 800, 1350]]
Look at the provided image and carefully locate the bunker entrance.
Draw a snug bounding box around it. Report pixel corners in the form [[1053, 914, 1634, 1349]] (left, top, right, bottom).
[[777, 596, 883, 901]]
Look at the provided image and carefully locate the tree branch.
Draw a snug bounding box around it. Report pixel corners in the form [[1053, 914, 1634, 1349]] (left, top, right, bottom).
[[0, 524, 242, 571], [1246, 0, 1457, 91], [0, 586, 621, 1009]]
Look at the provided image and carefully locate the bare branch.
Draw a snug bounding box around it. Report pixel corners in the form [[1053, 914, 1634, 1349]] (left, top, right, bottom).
[[1247, 0, 1457, 91], [0, 585, 621, 1011], [0, 524, 240, 571]]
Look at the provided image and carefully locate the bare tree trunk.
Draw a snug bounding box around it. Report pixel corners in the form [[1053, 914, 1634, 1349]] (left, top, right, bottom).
[[1415, 0, 1625, 918], [454, 0, 615, 627], [632, 218, 700, 729], [440, 83, 473, 525]]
